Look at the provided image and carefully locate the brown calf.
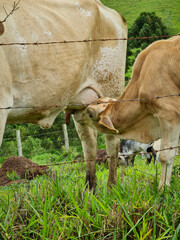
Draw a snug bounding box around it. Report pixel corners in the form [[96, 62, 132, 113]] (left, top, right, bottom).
[[87, 36, 180, 188]]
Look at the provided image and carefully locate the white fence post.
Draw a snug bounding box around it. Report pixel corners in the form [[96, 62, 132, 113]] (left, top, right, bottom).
[[16, 130, 23, 156], [62, 124, 69, 150]]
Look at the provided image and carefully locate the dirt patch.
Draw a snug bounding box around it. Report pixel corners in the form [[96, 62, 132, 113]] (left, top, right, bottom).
[[0, 156, 48, 186]]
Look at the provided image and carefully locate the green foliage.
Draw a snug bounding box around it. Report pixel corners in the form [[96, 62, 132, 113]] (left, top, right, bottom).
[[97, 133, 106, 149], [128, 12, 168, 49], [125, 47, 142, 79], [22, 136, 44, 158], [32, 153, 61, 164], [125, 12, 169, 80], [32, 147, 80, 166], [0, 140, 17, 157], [0, 112, 83, 161]]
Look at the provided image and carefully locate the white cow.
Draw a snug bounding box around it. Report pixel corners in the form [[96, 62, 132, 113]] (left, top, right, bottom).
[[0, 0, 127, 189]]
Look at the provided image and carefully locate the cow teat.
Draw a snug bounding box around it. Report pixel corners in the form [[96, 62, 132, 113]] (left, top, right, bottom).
[[0, 22, 4, 36]]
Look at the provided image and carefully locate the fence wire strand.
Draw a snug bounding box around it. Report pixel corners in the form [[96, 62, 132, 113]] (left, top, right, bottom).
[[0, 94, 179, 110], [0, 34, 179, 47]]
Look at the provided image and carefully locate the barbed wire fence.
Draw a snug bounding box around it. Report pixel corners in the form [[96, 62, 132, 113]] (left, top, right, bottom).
[[0, 2, 179, 168], [1, 118, 180, 166], [0, 76, 179, 165]]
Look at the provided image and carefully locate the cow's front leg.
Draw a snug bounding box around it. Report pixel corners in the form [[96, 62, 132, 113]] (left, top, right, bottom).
[[105, 135, 120, 188], [158, 110, 180, 188], [73, 118, 97, 190]]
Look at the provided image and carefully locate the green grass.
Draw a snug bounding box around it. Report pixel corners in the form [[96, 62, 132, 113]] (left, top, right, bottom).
[[0, 153, 179, 239], [101, 0, 180, 34]]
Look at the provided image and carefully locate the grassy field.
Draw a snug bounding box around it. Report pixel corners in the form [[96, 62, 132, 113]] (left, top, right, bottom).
[[0, 151, 179, 239], [102, 0, 180, 34]]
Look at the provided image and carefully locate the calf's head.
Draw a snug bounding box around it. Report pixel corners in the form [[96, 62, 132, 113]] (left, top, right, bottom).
[[87, 97, 119, 134]]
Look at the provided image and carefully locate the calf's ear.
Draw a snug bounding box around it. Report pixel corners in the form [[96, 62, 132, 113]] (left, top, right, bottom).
[[0, 22, 4, 36], [99, 116, 119, 134]]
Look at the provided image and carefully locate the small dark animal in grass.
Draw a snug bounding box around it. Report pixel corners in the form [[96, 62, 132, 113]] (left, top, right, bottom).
[[118, 140, 156, 166]]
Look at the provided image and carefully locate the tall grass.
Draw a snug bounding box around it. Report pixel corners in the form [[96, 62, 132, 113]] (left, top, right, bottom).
[[0, 153, 179, 239]]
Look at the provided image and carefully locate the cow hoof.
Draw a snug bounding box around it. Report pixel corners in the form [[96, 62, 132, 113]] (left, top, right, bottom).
[[85, 177, 96, 192]]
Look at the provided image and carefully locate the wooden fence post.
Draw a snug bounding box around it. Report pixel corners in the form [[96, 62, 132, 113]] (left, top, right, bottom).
[[62, 124, 69, 150], [16, 130, 23, 156]]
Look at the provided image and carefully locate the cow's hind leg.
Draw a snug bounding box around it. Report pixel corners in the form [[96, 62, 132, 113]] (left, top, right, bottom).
[[73, 119, 97, 190], [158, 108, 180, 188], [105, 135, 119, 188]]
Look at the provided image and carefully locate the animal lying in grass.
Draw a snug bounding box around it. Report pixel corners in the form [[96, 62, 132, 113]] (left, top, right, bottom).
[[86, 35, 180, 188]]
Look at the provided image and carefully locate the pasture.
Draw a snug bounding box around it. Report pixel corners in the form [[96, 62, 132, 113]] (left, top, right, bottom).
[[102, 0, 180, 34], [0, 151, 179, 239]]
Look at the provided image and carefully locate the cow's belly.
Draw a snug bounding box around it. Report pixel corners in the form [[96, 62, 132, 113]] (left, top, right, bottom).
[[7, 106, 62, 128]]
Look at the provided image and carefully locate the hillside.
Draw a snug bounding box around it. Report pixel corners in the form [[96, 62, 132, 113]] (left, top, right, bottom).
[[101, 0, 180, 34]]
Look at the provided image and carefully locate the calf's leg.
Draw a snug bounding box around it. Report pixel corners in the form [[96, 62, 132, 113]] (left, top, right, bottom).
[[158, 109, 180, 188]]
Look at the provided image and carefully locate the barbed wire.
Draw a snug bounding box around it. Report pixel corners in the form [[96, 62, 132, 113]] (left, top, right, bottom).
[[0, 94, 179, 111], [0, 34, 179, 47]]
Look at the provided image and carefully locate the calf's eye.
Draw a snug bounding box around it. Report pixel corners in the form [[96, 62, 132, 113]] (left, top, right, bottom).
[[87, 108, 95, 119], [89, 112, 93, 119]]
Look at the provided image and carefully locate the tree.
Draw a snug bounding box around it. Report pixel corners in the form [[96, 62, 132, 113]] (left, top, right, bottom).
[[126, 12, 169, 80]]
